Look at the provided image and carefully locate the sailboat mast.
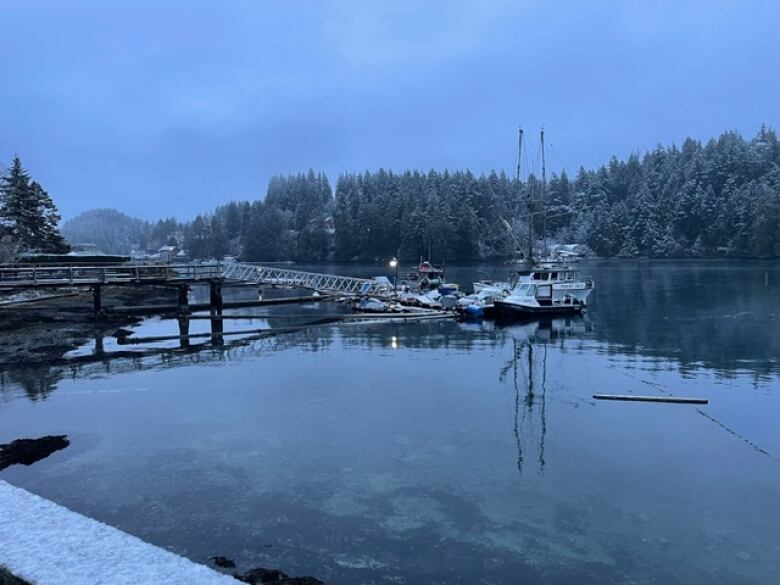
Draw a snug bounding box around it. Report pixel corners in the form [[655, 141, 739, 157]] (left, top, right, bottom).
[[540, 127, 547, 260], [516, 127, 523, 182], [521, 127, 533, 265]]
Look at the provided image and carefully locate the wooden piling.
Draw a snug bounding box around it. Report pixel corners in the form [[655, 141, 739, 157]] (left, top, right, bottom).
[[209, 281, 223, 315], [177, 285, 189, 313], [92, 284, 102, 314]]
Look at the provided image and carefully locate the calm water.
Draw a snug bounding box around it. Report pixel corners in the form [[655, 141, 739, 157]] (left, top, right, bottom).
[[1, 260, 779, 585]]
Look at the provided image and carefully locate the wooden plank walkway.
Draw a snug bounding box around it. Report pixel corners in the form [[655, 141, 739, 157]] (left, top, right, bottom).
[[0, 263, 222, 288]]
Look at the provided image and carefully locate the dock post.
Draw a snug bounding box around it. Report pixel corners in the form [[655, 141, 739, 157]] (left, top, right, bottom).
[[177, 315, 190, 348], [209, 281, 223, 316], [209, 280, 224, 346], [94, 333, 104, 355], [210, 316, 224, 346], [92, 284, 102, 315], [177, 285, 190, 314]]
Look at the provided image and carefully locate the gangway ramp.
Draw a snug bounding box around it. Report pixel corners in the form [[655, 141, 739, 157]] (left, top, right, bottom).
[[222, 262, 392, 296]]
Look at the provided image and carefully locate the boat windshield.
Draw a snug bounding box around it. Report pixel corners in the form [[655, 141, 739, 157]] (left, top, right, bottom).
[[513, 283, 534, 296]]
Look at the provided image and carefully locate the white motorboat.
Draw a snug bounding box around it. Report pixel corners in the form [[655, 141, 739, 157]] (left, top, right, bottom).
[[473, 280, 511, 294], [494, 281, 587, 316], [514, 262, 594, 305]]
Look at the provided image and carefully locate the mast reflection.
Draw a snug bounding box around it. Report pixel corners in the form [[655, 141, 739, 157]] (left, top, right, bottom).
[[498, 317, 586, 476]]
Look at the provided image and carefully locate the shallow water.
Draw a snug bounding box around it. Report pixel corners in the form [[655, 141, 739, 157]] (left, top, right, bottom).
[[1, 259, 779, 584]]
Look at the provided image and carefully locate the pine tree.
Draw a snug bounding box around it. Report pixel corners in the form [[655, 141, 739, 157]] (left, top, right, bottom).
[[0, 156, 68, 253]]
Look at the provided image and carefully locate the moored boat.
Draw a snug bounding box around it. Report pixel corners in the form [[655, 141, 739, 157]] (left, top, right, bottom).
[[493, 126, 595, 315], [493, 281, 586, 316], [514, 262, 594, 304]]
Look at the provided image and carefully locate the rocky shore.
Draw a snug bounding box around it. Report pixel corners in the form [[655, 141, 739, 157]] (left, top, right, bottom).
[[0, 285, 175, 368]]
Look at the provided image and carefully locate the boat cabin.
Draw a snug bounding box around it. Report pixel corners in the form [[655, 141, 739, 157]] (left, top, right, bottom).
[[517, 264, 581, 283], [509, 282, 581, 307]]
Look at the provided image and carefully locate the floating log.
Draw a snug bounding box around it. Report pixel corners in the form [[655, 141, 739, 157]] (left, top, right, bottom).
[[593, 394, 708, 404]]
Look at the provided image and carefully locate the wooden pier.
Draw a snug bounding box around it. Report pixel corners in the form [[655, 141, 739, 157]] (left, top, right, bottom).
[[0, 261, 393, 315]]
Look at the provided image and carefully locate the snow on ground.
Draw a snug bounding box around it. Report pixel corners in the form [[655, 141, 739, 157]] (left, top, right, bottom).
[[0, 480, 235, 585]]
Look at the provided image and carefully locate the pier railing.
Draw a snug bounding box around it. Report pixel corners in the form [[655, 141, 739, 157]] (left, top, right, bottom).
[[0, 261, 392, 296], [0, 263, 223, 287], [222, 262, 392, 296]]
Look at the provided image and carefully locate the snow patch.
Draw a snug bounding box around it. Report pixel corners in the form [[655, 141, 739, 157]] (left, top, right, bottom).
[[0, 480, 235, 585]]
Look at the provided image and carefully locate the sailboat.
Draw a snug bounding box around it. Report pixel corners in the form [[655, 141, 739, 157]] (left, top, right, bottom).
[[494, 127, 595, 316]]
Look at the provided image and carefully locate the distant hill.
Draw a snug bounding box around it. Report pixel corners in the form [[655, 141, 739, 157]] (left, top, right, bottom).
[[61, 208, 149, 254]]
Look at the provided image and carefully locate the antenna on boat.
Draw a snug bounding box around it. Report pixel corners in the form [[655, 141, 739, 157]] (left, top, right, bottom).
[[541, 126, 547, 261]]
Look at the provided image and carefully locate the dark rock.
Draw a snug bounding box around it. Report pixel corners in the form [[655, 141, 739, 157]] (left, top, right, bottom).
[[0, 567, 36, 585], [0, 435, 70, 471], [209, 556, 236, 569], [279, 578, 325, 585], [233, 567, 289, 584]]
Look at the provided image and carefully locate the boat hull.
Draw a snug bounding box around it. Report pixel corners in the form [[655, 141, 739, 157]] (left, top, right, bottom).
[[493, 300, 584, 316]]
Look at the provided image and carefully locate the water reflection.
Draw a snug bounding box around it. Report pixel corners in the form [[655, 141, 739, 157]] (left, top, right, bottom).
[[299, 260, 780, 377], [2, 298, 779, 585], [496, 318, 588, 477], [3, 261, 777, 403]]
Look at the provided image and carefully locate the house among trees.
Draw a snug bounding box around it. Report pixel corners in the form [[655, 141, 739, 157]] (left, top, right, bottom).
[[129, 245, 185, 263], [158, 245, 179, 263]]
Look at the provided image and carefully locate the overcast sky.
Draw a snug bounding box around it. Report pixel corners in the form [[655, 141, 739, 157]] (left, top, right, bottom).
[[1, 0, 778, 220]]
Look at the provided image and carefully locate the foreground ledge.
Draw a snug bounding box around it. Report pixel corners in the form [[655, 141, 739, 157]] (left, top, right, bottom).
[[0, 480, 235, 585]]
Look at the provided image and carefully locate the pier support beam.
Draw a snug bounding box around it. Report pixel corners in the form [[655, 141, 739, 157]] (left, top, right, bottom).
[[210, 316, 224, 346], [177, 315, 190, 349], [177, 285, 190, 314], [209, 280, 224, 346], [92, 285, 102, 315], [209, 281, 223, 316]]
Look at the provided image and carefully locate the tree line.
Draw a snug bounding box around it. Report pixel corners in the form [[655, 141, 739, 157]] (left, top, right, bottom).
[[171, 126, 780, 261], [29, 125, 780, 263], [571, 125, 780, 258]]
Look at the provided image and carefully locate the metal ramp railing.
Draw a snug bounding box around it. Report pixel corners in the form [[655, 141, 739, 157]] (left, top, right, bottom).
[[222, 262, 392, 296]]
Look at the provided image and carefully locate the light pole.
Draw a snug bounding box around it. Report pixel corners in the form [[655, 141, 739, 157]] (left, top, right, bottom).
[[389, 257, 398, 291]]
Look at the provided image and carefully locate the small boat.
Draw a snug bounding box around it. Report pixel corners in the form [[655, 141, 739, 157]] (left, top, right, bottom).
[[473, 280, 511, 294], [456, 285, 508, 319], [415, 260, 444, 289], [494, 282, 585, 316], [437, 282, 460, 296]]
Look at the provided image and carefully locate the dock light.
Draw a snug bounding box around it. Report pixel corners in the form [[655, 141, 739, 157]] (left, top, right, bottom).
[[389, 258, 399, 291], [391, 335, 398, 350]]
